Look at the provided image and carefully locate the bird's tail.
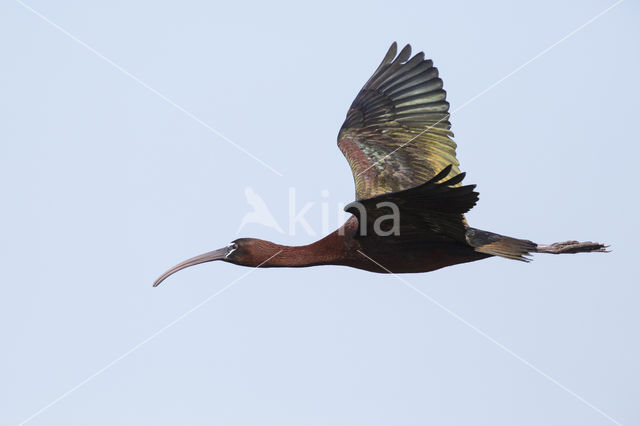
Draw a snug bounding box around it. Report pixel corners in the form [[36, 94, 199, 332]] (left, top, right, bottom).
[[465, 228, 608, 262]]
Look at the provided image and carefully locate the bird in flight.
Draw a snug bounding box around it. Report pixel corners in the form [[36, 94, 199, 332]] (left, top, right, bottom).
[[154, 43, 607, 287]]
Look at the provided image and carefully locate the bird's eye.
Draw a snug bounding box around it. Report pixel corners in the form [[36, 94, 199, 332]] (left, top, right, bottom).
[[226, 242, 238, 258]]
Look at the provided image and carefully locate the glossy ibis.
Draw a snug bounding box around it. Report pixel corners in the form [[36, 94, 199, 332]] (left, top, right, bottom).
[[153, 43, 607, 287]]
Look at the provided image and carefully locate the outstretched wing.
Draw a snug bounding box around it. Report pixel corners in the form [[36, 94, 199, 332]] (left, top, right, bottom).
[[338, 42, 460, 200]]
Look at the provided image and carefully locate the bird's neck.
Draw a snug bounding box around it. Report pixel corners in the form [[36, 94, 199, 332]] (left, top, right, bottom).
[[251, 237, 346, 268], [242, 220, 357, 268]]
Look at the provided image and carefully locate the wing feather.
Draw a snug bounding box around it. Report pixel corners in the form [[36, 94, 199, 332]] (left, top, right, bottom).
[[345, 166, 478, 242], [338, 42, 461, 201]]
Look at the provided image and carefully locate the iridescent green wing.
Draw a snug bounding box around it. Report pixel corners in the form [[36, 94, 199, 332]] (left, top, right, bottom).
[[338, 42, 461, 200]]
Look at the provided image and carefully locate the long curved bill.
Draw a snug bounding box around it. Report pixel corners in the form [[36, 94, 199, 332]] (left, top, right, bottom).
[[153, 248, 227, 287]]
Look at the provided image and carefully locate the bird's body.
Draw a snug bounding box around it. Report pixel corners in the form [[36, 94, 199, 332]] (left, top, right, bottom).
[[154, 43, 607, 287], [226, 216, 489, 273]]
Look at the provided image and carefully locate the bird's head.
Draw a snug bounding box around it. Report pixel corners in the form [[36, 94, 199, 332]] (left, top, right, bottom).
[[152, 238, 280, 287]]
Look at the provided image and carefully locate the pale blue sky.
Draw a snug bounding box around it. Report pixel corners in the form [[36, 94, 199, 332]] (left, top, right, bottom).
[[1, 1, 639, 425]]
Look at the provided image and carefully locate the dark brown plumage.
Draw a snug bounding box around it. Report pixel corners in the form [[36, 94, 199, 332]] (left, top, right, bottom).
[[153, 43, 607, 287]]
